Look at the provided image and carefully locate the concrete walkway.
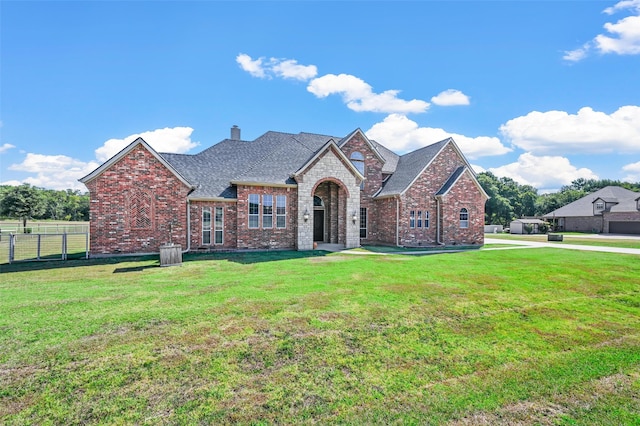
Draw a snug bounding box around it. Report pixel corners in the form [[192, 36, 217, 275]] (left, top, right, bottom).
[[484, 237, 640, 256], [317, 239, 640, 256]]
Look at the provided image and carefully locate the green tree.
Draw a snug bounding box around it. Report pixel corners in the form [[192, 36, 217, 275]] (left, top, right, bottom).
[[0, 184, 46, 231]]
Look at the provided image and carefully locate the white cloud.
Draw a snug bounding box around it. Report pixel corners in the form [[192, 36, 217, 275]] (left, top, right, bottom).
[[595, 14, 640, 55], [500, 106, 640, 154], [237, 53, 317, 81], [0, 143, 16, 154], [95, 127, 199, 162], [366, 113, 511, 158], [8, 153, 100, 191], [308, 74, 430, 114], [563, 43, 591, 62], [431, 89, 470, 106], [236, 53, 266, 78], [622, 160, 640, 181], [272, 59, 318, 81], [489, 153, 598, 191], [565, 0, 640, 61]]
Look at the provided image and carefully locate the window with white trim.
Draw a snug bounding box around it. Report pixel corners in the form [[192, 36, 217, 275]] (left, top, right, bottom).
[[460, 208, 469, 228], [410, 210, 415, 228], [249, 194, 260, 228], [214, 207, 223, 244], [595, 201, 604, 211], [202, 207, 212, 245], [276, 195, 286, 228], [417, 210, 423, 228], [263, 195, 273, 229], [425, 211, 430, 228], [360, 207, 367, 238]]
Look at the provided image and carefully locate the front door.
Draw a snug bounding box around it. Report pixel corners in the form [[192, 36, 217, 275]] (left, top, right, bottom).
[[313, 210, 324, 241]]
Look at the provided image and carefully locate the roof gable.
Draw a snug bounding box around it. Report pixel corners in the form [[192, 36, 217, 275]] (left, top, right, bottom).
[[338, 128, 386, 164], [294, 139, 365, 182], [79, 137, 193, 189]]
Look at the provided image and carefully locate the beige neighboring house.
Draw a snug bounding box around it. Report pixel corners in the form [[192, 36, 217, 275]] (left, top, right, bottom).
[[543, 186, 640, 234]]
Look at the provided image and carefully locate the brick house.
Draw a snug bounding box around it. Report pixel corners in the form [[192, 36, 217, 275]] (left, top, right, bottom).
[[543, 186, 640, 234], [79, 127, 489, 255]]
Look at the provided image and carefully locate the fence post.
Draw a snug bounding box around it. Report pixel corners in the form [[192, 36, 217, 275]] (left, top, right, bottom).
[[37, 234, 41, 260], [62, 232, 67, 261], [9, 234, 14, 264]]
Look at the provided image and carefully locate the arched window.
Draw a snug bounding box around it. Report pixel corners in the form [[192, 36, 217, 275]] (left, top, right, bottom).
[[313, 196, 324, 208], [459, 208, 469, 229], [350, 152, 365, 190]]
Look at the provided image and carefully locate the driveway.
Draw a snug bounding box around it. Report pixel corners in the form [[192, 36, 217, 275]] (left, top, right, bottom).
[[484, 237, 640, 256]]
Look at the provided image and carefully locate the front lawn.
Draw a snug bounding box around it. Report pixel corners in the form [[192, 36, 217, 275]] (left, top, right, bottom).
[[1, 249, 639, 424]]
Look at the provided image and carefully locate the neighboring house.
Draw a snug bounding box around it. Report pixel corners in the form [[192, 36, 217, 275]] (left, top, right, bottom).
[[79, 127, 489, 255], [543, 186, 640, 234], [509, 218, 547, 234]]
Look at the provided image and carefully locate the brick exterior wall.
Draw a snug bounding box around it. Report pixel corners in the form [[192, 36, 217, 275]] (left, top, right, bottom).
[[438, 172, 486, 245], [340, 131, 384, 243], [189, 201, 238, 250], [398, 144, 486, 246], [84, 144, 191, 254], [235, 185, 298, 250], [374, 197, 398, 245], [561, 216, 603, 233]]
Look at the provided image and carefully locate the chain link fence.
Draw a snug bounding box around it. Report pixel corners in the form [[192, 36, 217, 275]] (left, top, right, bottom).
[[1, 232, 89, 264]]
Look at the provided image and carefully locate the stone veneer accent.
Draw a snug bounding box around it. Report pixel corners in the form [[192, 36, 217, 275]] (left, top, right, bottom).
[[295, 145, 361, 250], [84, 144, 191, 254]]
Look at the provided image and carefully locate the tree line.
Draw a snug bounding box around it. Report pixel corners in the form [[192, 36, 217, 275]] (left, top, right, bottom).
[[0, 184, 89, 229], [478, 173, 640, 226]]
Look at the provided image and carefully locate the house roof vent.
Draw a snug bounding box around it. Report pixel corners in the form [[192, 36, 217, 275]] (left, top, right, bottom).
[[231, 125, 241, 140]]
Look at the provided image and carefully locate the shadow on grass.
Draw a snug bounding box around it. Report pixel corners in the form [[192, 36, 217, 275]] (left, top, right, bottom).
[[0, 249, 330, 274]]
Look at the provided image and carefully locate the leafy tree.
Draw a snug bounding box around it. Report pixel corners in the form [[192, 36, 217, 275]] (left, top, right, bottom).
[[0, 184, 46, 231]]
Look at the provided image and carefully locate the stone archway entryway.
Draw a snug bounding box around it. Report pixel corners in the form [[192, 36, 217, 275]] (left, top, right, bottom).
[[312, 182, 346, 244]]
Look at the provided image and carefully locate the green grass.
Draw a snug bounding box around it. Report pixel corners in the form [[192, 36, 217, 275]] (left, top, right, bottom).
[[1, 249, 639, 424]]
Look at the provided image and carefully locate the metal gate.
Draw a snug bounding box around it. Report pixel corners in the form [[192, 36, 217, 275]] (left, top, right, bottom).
[[2, 233, 89, 264]]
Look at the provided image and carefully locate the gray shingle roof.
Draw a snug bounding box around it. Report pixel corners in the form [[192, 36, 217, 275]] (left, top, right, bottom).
[[543, 186, 640, 217], [161, 131, 336, 199], [376, 138, 451, 198]]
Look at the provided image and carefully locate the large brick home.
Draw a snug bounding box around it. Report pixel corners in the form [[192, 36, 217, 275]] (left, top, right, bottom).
[[79, 126, 488, 255]]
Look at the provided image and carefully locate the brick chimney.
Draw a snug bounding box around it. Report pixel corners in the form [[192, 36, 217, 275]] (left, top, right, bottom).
[[230, 125, 241, 140]]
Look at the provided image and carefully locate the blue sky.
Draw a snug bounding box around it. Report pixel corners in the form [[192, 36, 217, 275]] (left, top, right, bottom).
[[2, 1, 640, 193]]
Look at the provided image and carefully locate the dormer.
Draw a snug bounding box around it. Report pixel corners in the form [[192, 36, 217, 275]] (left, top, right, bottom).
[[592, 197, 618, 215]]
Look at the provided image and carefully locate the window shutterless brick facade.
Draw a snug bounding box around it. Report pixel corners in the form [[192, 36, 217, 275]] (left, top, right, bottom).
[[81, 129, 488, 255]]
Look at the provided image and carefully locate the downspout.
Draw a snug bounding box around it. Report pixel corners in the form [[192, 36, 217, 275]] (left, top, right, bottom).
[[396, 196, 401, 247], [182, 200, 191, 254], [436, 196, 444, 245]]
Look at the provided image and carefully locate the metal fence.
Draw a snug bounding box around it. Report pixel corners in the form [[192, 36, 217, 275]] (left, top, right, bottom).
[[0, 223, 89, 234], [1, 232, 89, 264]]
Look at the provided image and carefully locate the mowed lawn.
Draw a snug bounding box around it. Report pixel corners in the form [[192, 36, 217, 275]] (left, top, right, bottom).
[[1, 249, 639, 424]]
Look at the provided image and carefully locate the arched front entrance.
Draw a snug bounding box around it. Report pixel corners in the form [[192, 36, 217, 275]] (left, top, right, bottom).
[[312, 180, 347, 245]]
